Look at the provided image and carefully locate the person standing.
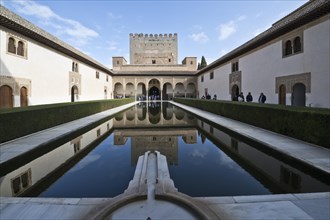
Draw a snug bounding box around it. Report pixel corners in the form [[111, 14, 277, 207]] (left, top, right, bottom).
[[246, 92, 253, 102], [258, 92, 266, 103], [238, 92, 245, 102]]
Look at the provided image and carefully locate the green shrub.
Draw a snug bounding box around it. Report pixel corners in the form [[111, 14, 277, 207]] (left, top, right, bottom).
[[0, 98, 134, 143], [174, 98, 330, 148]]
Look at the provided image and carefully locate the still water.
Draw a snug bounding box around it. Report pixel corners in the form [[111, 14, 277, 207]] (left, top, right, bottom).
[[0, 102, 328, 198]]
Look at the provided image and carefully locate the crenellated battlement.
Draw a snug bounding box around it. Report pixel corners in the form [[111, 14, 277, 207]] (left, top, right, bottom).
[[130, 33, 177, 39], [130, 33, 178, 65]]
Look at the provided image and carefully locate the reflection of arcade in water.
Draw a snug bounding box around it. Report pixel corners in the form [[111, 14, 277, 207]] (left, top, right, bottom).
[[0, 119, 114, 197], [114, 102, 196, 127], [113, 102, 197, 166], [196, 120, 329, 194]]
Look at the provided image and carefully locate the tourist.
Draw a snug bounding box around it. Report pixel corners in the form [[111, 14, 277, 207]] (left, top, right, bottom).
[[213, 94, 217, 100], [201, 95, 205, 99], [206, 93, 211, 99], [258, 92, 266, 103], [238, 92, 245, 102], [246, 92, 253, 102]]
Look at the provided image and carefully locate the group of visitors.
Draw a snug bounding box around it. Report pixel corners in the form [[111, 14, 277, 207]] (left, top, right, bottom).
[[201, 94, 217, 100], [232, 92, 266, 103], [198, 91, 266, 103]]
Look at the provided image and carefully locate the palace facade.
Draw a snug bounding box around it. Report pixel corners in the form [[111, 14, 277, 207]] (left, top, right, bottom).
[[0, 0, 329, 109]]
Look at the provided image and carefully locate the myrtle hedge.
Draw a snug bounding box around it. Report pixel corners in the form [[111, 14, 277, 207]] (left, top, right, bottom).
[[0, 98, 134, 143], [174, 98, 330, 148]]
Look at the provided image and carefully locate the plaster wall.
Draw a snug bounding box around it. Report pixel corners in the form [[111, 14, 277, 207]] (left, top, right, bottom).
[[198, 64, 230, 99], [197, 16, 330, 108], [0, 27, 113, 107]]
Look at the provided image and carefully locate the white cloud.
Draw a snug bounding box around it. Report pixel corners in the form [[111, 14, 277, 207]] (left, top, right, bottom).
[[12, 0, 56, 19], [11, 0, 98, 47], [217, 15, 246, 41], [189, 32, 209, 43], [191, 148, 209, 159], [216, 152, 239, 170], [217, 21, 236, 40]]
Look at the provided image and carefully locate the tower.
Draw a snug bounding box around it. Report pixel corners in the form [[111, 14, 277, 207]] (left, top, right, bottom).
[[129, 33, 178, 65]]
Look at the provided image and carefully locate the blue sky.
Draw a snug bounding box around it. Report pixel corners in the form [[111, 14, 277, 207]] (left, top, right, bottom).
[[1, 0, 308, 68]]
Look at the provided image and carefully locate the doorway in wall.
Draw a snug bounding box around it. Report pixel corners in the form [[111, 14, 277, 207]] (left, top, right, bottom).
[[149, 86, 160, 100], [231, 85, 239, 101], [0, 85, 13, 109], [292, 83, 306, 106], [71, 85, 78, 102], [279, 84, 286, 105]]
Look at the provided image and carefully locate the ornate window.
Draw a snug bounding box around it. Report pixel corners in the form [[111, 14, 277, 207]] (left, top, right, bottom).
[[201, 75, 204, 82], [210, 71, 214, 80], [284, 40, 292, 56], [231, 61, 239, 72], [11, 169, 32, 196], [72, 61, 79, 72], [283, 32, 303, 57], [7, 35, 27, 58], [293, 37, 302, 53], [17, 41, 25, 56], [8, 37, 16, 54]]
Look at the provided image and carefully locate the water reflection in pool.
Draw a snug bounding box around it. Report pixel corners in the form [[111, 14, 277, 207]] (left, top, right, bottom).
[[0, 102, 328, 198]]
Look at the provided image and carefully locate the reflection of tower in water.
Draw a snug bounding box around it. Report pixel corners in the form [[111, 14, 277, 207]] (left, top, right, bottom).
[[131, 135, 178, 166], [113, 129, 197, 166], [113, 103, 198, 166]]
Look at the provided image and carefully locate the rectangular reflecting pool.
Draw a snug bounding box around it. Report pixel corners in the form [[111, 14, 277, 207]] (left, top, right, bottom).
[[0, 102, 328, 198]]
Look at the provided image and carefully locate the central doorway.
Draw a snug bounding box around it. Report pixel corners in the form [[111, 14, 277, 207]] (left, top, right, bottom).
[[148, 79, 161, 100], [149, 86, 160, 100]]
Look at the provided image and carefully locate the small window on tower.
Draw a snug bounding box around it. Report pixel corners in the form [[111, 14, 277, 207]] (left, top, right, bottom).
[[152, 60, 156, 64], [169, 58, 171, 63]]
